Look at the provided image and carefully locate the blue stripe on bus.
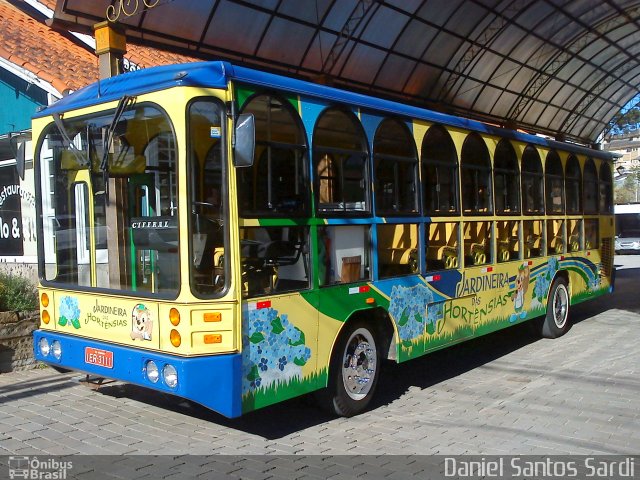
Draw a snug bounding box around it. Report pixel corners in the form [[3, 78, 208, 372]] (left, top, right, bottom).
[[32, 330, 243, 418]]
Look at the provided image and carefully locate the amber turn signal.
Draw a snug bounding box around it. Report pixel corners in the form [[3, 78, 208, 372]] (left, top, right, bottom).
[[204, 312, 221, 322], [204, 334, 222, 344], [41, 293, 49, 308], [42, 310, 50, 324], [169, 308, 180, 326], [170, 329, 181, 347]]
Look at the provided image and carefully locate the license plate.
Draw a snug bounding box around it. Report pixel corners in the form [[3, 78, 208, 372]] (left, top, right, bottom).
[[85, 347, 114, 369]]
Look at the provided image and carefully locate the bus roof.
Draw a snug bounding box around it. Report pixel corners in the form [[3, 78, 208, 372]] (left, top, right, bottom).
[[35, 61, 612, 162], [615, 204, 640, 214]]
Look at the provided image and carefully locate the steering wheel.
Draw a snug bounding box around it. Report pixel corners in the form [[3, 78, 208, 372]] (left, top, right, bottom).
[[192, 201, 223, 227]]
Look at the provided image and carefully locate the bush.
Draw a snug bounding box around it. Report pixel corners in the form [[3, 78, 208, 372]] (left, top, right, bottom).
[[0, 273, 38, 312]]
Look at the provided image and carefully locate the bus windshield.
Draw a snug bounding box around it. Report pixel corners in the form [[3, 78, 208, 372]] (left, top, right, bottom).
[[37, 103, 180, 296]]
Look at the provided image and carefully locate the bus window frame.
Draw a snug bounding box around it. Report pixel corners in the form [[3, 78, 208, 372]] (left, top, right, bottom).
[[187, 96, 230, 299], [373, 117, 420, 217], [521, 144, 545, 215], [493, 138, 521, 216], [313, 106, 371, 216], [34, 102, 182, 300], [460, 132, 493, 216], [545, 150, 565, 215], [421, 124, 460, 216], [598, 161, 613, 214], [237, 92, 310, 218], [565, 154, 582, 214], [583, 158, 599, 215]]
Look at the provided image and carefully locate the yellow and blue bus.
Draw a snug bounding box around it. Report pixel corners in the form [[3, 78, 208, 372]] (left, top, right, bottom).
[[32, 61, 614, 418]]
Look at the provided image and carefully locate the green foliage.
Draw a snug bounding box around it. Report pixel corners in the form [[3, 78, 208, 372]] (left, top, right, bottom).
[[609, 103, 640, 136], [615, 167, 640, 204], [0, 273, 38, 312]]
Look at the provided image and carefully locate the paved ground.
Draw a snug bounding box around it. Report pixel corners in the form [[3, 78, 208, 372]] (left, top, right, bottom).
[[0, 256, 638, 471]]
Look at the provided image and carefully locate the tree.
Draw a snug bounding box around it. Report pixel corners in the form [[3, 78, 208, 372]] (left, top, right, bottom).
[[615, 167, 640, 204]]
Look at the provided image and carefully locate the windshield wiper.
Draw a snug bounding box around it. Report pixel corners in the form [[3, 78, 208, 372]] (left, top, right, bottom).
[[52, 113, 88, 167], [100, 95, 136, 204]]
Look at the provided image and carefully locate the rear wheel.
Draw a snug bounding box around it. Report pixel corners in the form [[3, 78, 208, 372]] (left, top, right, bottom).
[[319, 320, 381, 417], [541, 278, 570, 338]]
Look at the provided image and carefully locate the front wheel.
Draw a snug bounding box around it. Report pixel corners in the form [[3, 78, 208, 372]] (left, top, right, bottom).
[[318, 320, 381, 417], [541, 278, 570, 338]]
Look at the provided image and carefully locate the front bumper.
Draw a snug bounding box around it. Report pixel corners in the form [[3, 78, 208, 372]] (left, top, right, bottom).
[[33, 330, 242, 418]]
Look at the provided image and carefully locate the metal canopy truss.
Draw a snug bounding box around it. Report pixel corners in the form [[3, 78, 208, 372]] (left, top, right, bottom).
[[52, 0, 640, 145]]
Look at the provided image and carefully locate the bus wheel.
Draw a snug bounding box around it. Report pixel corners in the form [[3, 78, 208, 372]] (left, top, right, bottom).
[[541, 278, 570, 338], [321, 320, 381, 417]]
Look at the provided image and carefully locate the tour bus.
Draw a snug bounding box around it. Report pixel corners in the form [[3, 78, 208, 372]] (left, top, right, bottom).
[[32, 61, 614, 418], [615, 203, 640, 253]]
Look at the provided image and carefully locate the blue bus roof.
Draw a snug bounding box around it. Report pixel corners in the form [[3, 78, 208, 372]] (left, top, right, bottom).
[[35, 60, 612, 162]]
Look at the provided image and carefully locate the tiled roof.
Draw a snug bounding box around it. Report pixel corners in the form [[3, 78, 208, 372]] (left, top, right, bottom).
[[0, 0, 98, 93], [0, 0, 205, 95], [125, 44, 203, 71]]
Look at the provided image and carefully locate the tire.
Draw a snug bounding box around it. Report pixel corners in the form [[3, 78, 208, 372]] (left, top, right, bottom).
[[541, 277, 570, 338], [318, 320, 381, 417]]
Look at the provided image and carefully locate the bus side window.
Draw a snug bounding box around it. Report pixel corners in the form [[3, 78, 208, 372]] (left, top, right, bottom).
[[585, 219, 599, 249], [426, 222, 459, 270], [497, 220, 520, 262], [568, 219, 583, 251], [377, 224, 419, 278], [523, 220, 544, 258], [237, 94, 308, 216], [241, 226, 310, 297], [319, 225, 370, 285], [522, 145, 544, 214], [547, 219, 566, 254], [463, 221, 492, 266]]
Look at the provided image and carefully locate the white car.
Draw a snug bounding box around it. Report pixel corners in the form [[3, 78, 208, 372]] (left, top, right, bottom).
[[615, 234, 640, 253]]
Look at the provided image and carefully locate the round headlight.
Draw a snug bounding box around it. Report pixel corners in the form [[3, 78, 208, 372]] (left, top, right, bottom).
[[163, 364, 178, 388], [51, 340, 62, 360], [38, 337, 50, 357], [145, 360, 159, 383]]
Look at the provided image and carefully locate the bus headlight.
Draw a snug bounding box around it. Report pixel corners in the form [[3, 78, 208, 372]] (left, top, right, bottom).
[[38, 337, 50, 357], [51, 340, 62, 360], [163, 364, 178, 388], [145, 360, 159, 383]]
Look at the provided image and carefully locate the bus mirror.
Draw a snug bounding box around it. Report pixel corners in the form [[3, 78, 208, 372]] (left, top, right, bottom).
[[234, 113, 255, 168], [15, 141, 26, 180]]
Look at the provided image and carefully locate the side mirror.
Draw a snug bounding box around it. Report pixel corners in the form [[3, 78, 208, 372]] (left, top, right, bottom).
[[15, 141, 25, 180], [234, 113, 255, 168]]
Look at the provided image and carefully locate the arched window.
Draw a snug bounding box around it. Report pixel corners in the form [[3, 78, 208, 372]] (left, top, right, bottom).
[[599, 162, 613, 213], [583, 158, 598, 214], [237, 94, 308, 216], [460, 133, 492, 214], [373, 118, 418, 215], [565, 155, 582, 214], [493, 139, 520, 215], [545, 150, 564, 214], [521, 145, 544, 214], [422, 125, 458, 215], [314, 108, 369, 213]]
